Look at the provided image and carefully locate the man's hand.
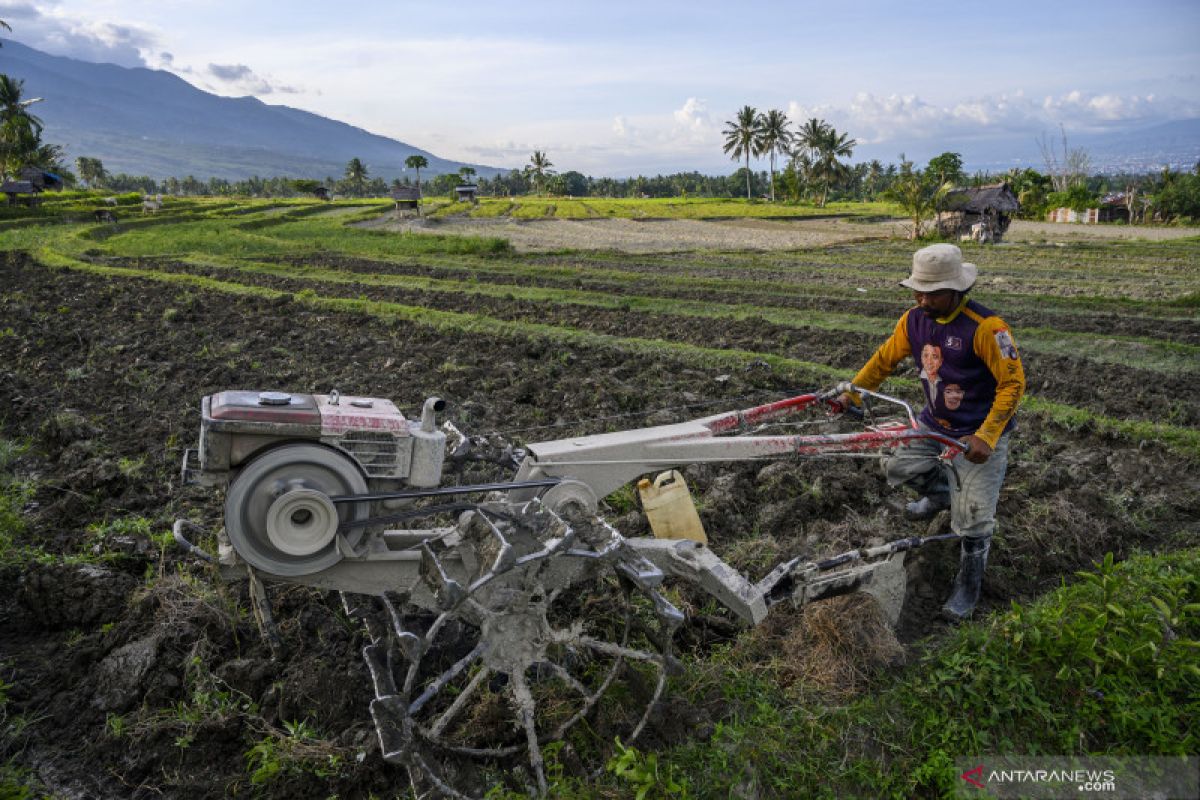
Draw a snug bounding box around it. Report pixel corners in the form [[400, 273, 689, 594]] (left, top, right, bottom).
[[958, 434, 993, 464]]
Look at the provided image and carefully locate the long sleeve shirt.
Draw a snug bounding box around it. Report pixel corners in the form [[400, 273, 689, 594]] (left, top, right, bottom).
[[851, 298, 1026, 449]]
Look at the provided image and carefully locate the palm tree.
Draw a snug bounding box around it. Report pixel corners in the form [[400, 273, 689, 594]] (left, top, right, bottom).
[[722, 105, 763, 200], [865, 159, 884, 200], [758, 109, 792, 202], [798, 120, 855, 207], [404, 154, 428, 197], [344, 157, 368, 196], [886, 157, 951, 240], [0, 74, 45, 179], [526, 150, 553, 194]]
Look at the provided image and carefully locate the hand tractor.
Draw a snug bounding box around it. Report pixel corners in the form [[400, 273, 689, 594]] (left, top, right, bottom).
[[176, 383, 963, 797]]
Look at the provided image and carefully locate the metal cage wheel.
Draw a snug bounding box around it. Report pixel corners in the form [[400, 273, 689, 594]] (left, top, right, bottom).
[[355, 506, 680, 797]]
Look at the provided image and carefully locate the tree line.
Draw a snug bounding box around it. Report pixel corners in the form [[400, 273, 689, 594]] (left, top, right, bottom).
[[2, 18, 1195, 227]]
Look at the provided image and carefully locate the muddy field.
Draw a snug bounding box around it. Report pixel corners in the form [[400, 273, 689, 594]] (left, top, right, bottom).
[[1, 242, 1197, 798]]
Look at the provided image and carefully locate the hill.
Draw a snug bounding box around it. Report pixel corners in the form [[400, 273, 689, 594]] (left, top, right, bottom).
[[1, 39, 504, 181]]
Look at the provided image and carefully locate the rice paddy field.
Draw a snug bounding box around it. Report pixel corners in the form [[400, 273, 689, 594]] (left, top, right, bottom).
[[1, 195, 1197, 799]]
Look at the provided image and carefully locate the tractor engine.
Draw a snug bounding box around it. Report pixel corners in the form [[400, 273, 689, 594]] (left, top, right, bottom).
[[184, 390, 447, 576]]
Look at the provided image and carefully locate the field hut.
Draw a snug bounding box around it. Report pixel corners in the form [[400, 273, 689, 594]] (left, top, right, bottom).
[[0, 179, 39, 206], [454, 184, 479, 204], [21, 167, 64, 191], [1, 167, 64, 206], [1094, 192, 1131, 223], [936, 183, 1019, 243], [1047, 195, 1130, 225], [391, 185, 421, 214]]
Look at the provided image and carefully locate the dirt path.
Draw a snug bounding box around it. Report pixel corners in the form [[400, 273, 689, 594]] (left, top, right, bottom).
[[361, 215, 888, 252], [1004, 219, 1200, 241], [360, 213, 1198, 253]]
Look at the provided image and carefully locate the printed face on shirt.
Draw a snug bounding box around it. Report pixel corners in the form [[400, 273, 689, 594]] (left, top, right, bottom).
[[920, 343, 943, 379], [943, 383, 964, 410]]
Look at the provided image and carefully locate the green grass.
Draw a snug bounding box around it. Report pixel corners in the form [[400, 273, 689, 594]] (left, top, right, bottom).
[[652, 549, 1200, 799]]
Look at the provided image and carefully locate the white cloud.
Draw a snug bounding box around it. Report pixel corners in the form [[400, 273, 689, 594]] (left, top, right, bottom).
[[786, 90, 1197, 147], [673, 97, 710, 132], [4, 3, 158, 67], [206, 63, 299, 95]]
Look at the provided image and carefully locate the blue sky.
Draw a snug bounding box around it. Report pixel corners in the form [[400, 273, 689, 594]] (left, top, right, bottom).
[[3, 0, 1198, 174]]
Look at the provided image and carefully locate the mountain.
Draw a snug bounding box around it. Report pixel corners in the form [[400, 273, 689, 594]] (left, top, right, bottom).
[[0, 39, 504, 181], [951, 119, 1200, 176], [845, 121, 1200, 178]]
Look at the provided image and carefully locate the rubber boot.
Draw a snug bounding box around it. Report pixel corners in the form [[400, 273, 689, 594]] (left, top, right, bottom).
[[941, 536, 990, 622], [904, 493, 950, 521]]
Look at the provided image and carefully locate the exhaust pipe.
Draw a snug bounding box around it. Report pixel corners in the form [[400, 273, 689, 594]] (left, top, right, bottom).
[[420, 397, 446, 432]]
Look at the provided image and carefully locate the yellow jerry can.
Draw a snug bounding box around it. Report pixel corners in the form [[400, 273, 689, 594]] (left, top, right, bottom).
[[637, 470, 707, 544]]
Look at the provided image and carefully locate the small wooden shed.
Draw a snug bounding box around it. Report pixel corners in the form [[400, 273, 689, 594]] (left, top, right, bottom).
[[936, 183, 1020, 243], [20, 167, 64, 191], [0, 180, 40, 206], [391, 185, 421, 212], [454, 184, 479, 204]]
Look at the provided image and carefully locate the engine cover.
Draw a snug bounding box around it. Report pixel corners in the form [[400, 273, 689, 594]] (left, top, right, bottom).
[[193, 390, 443, 488]]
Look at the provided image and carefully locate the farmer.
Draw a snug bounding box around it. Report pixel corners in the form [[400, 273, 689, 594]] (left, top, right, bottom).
[[841, 244, 1025, 621]]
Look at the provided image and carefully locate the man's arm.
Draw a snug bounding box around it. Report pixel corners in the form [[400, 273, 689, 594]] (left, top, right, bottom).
[[971, 316, 1026, 449], [849, 310, 913, 395]]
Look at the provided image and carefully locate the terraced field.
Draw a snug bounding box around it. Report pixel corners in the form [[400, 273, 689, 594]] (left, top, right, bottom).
[[1, 197, 1197, 799]]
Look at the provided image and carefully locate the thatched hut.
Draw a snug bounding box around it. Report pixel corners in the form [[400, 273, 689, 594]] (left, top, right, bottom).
[[936, 183, 1019, 243]]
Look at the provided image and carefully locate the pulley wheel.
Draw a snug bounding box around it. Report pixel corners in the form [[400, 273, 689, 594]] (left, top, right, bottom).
[[225, 443, 368, 576]]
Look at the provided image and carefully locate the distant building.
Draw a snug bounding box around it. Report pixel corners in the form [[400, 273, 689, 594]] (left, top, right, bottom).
[[455, 184, 479, 204], [1, 167, 64, 205], [936, 183, 1020, 243], [20, 167, 64, 191], [1047, 194, 1130, 225], [391, 185, 421, 212], [0, 180, 39, 205]]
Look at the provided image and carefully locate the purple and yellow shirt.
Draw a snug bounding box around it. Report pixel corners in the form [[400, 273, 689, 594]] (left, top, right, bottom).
[[851, 298, 1025, 448]]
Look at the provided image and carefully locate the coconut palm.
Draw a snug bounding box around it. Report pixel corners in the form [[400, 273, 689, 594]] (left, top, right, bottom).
[[794, 118, 827, 162], [758, 109, 792, 202], [344, 157, 368, 196], [798, 120, 855, 207], [722, 105, 763, 200], [526, 150, 554, 194], [0, 74, 45, 179], [404, 154, 428, 196], [864, 159, 884, 200]]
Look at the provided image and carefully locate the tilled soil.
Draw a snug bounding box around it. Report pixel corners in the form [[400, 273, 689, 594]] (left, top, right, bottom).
[[1, 252, 1197, 798], [265, 251, 1200, 344], [96, 256, 1200, 426]]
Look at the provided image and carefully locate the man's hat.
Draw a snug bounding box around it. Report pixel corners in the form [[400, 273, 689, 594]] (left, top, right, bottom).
[[900, 244, 977, 292]]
